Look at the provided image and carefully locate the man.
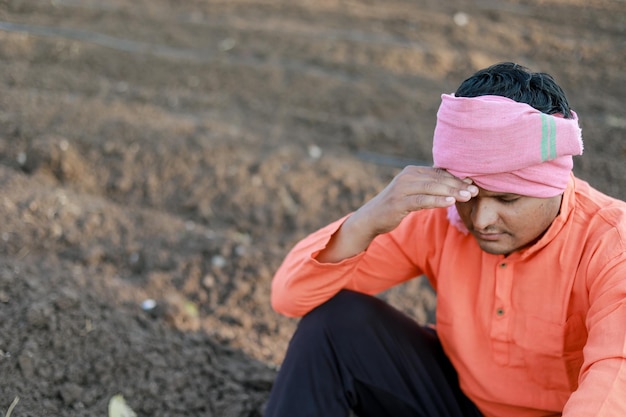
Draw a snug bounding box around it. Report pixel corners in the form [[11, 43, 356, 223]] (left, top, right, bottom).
[[265, 63, 626, 417]]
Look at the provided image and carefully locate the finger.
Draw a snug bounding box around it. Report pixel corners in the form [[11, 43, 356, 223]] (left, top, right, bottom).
[[406, 167, 473, 189], [456, 184, 479, 201], [399, 176, 477, 202], [428, 166, 478, 187], [404, 194, 458, 211], [430, 169, 479, 199]]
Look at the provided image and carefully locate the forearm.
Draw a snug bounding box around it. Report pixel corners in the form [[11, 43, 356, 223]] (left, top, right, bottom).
[[562, 356, 626, 416], [563, 265, 626, 417], [271, 215, 361, 317], [271, 213, 424, 317]]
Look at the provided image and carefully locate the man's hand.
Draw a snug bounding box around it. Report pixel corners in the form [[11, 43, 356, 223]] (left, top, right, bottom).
[[316, 166, 478, 263], [352, 166, 478, 236]]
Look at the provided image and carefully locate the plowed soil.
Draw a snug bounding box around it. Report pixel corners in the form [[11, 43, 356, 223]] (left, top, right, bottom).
[[0, 0, 624, 415]]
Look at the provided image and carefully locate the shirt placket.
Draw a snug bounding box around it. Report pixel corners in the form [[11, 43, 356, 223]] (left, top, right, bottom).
[[490, 259, 514, 365]]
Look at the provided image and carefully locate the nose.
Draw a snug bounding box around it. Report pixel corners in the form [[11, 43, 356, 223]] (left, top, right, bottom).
[[470, 198, 499, 230]]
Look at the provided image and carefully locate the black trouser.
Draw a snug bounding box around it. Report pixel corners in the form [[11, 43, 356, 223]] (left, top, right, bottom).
[[264, 290, 483, 417]]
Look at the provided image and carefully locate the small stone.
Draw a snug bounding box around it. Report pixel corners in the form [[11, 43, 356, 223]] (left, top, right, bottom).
[[211, 255, 226, 268], [219, 38, 236, 51], [307, 144, 322, 159], [141, 299, 157, 311], [18, 352, 35, 379], [54, 288, 80, 310], [453, 12, 469, 27], [26, 303, 52, 328], [59, 382, 83, 405], [202, 275, 215, 288]]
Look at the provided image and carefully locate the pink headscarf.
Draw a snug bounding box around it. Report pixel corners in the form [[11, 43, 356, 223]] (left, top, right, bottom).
[[432, 94, 583, 198]]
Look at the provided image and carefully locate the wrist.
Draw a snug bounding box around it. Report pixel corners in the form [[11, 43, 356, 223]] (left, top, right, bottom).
[[342, 211, 378, 249]]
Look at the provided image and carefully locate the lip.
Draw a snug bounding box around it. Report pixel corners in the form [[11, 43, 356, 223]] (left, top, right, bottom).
[[474, 232, 505, 241]]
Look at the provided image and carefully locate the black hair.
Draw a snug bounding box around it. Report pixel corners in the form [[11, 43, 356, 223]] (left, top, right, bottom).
[[454, 62, 573, 118]]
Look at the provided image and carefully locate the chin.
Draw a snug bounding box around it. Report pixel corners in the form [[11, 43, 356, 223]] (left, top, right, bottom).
[[477, 241, 515, 255]]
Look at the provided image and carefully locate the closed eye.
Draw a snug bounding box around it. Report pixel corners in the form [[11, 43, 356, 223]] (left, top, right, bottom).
[[497, 196, 520, 204]]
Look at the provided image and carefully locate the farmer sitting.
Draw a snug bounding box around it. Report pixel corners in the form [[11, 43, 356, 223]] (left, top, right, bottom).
[[264, 62, 626, 417]]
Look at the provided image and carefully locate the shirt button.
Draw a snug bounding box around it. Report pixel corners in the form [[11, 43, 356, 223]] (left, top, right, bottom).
[[499, 263, 507, 268], [496, 308, 505, 316]]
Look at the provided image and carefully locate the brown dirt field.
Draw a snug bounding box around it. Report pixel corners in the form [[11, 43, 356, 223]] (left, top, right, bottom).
[[0, 0, 624, 415]]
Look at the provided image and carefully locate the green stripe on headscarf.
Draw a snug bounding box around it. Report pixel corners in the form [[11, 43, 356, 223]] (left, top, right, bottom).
[[541, 113, 558, 161], [549, 116, 557, 160]]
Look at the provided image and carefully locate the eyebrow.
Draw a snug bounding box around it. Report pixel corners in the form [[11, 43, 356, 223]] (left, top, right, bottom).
[[480, 191, 521, 198]]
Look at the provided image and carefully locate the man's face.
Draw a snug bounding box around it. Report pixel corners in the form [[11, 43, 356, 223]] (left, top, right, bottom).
[[455, 186, 563, 255]]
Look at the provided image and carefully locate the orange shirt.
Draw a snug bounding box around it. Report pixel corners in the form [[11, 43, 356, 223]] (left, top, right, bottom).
[[271, 176, 626, 417]]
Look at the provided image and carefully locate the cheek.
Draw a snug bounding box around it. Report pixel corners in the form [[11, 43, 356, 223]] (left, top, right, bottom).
[[535, 201, 559, 229], [510, 202, 556, 237]]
